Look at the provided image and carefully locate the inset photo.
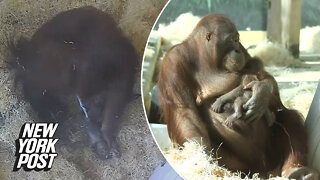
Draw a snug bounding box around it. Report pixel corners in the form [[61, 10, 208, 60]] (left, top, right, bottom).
[[142, 0, 320, 179], [0, 0, 168, 179]]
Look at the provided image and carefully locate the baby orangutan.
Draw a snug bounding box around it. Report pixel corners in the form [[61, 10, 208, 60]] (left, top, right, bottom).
[[212, 74, 275, 127]]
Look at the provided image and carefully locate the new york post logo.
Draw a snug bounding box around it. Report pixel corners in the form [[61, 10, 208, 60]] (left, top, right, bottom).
[[13, 123, 59, 171]]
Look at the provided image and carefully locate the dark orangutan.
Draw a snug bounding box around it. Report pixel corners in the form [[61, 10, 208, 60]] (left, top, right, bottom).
[[158, 13, 318, 179], [9, 7, 138, 159]]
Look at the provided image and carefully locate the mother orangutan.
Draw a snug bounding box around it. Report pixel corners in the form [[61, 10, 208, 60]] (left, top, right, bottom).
[[158, 13, 318, 179]]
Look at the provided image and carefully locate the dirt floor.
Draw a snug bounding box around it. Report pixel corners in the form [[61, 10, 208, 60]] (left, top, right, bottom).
[[0, 0, 168, 179]]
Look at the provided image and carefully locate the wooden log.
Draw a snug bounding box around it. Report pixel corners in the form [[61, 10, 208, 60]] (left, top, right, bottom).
[[281, 0, 302, 58], [267, 0, 282, 43], [267, 0, 302, 58]]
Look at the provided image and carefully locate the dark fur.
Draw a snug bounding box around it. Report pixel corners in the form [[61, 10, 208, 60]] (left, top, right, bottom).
[[158, 13, 317, 178], [9, 6, 138, 159]]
